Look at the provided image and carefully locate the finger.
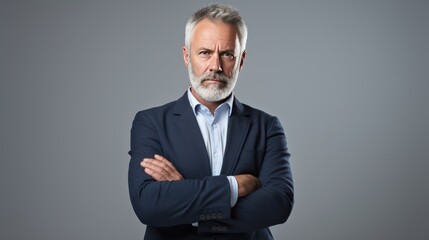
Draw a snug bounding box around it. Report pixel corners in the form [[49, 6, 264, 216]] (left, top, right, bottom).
[[151, 155, 183, 180], [140, 158, 154, 168], [143, 160, 173, 181], [143, 159, 173, 179], [141, 156, 184, 180], [144, 167, 167, 181], [142, 158, 182, 181], [154, 155, 184, 180], [153, 155, 177, 170]]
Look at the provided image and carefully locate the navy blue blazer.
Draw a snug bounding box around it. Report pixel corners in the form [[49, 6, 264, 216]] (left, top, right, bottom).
[[128, 93, 294, 240]]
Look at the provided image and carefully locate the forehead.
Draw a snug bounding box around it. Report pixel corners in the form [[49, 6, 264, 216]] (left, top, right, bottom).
[[191, 18, 239, 49]]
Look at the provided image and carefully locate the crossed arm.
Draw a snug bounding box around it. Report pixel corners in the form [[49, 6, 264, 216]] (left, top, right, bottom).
[[141, 154, 261, 198], [129, 111, 293, 233]]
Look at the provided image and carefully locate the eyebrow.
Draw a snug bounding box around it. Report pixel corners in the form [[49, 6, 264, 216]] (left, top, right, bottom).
[[195, 48, 235, 53]]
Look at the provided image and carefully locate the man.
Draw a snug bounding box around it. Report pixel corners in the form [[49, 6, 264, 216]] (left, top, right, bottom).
[[128, 3, 293, 240]]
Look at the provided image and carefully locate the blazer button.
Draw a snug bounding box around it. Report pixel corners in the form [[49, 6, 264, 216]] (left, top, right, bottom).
[[222, 226, 228, 232], [206, 214, 212, 220], [212, 226, 218, 231], [200, 214, 205, 220], [217, 213, 223, 219], [212, 213, 217, 219]]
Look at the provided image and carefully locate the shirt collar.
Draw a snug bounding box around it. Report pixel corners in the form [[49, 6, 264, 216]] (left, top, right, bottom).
[[187, 87, 234, 117]]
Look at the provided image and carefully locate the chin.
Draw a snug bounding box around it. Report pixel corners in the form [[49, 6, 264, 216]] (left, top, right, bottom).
[[195, 85, 231, 102]]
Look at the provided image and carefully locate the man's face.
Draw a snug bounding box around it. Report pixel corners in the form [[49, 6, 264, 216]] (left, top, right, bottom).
[[183, 18, 245, 102]]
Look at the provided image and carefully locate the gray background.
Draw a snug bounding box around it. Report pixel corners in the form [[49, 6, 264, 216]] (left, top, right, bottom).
[[1, 0, 428, 239]]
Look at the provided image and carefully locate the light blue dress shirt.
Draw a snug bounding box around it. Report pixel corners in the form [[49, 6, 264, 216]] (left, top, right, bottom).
[[187, 89, 239, 207]]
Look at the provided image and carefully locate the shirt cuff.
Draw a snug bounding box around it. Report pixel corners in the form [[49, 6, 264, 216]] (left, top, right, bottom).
[[226, 176, 238, 207]]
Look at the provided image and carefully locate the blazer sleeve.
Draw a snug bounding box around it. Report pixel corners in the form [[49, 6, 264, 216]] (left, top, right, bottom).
[[128, 111, 232, 227], [198, 116, 294, 233]]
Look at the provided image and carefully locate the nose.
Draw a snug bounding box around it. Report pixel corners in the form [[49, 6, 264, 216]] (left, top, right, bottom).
[[209, 54, 222, 72]]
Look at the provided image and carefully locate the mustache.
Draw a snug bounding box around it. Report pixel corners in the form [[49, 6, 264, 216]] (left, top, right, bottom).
[[200, 72, 229, 83]]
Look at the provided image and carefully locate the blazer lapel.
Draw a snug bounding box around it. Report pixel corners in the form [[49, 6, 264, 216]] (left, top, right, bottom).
[[172, 93, 212, 176], [221, 98, 251, 175]]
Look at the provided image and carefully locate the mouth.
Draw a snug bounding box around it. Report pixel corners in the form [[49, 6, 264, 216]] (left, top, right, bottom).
[[203, 79, 226, 84]]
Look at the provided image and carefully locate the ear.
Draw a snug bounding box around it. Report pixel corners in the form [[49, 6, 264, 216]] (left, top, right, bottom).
[[182, 45, 189, 68], [239, 50, 246, 71]]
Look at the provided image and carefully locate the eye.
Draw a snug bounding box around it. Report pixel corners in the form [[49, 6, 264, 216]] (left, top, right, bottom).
[[198, 50, 210, 56], [221, 52, 235, 59]]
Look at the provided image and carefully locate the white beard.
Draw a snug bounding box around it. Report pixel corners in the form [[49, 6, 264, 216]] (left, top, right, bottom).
[[188, 62, 239, 102]]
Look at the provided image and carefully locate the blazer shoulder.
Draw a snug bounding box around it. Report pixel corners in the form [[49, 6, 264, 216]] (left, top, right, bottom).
[[133, 93, 189, 120], [136, 100, 176, 117], [239, 101, 276, 120], [237, 101, 288, 132]]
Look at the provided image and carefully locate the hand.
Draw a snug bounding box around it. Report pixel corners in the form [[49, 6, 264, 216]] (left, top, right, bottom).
[[234, 174, 261, 197], [140, 154, 184, 181]]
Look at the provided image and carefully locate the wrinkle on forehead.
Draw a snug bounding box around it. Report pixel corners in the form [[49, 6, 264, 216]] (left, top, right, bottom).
[[191, 18, 239, 52]]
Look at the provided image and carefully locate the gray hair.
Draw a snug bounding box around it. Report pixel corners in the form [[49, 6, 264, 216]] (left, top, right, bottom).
[[184, 3, 248, 52]]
